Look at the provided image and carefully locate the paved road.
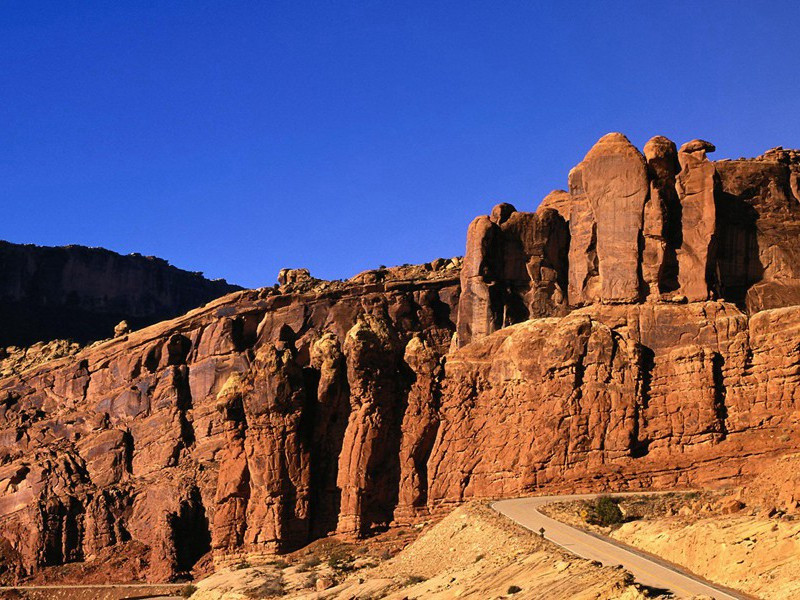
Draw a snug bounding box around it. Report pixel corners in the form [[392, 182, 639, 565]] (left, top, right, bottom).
[[493, 493, 744, 600]]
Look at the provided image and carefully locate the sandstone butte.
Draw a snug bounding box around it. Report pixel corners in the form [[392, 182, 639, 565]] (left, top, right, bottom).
[[0, 133, 798, 583]]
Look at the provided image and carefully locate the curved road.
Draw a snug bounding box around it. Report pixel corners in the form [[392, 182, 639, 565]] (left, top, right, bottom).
[[493, 493, 744, 600]]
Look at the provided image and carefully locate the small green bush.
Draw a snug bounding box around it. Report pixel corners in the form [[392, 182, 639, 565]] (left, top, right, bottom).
[[406, 574, 426, 585], [246, 580, 286, 598], [591, 496, 624, 526], [179, 583, 197, 598]]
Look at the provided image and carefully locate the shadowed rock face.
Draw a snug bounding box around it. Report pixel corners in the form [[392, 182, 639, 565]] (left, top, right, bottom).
[[642, 136, 681, 298], [0, 136, 799, 582], [455, 204, 569, 347], [715, 147, 800, 311], [0, 241, 240, 347]]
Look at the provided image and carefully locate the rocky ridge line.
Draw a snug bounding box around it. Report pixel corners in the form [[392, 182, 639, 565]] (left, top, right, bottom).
[[0, 134, 797, 583]]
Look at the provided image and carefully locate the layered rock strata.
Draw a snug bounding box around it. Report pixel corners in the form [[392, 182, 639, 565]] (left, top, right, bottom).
[[0, 136, 798, 583], [0, 264, 459, 581]]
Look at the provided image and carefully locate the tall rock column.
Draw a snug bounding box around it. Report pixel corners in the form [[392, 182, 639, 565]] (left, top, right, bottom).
[[578, 133, 650, 303], [241, 342, 311, 552], [337, 312, 403, 536], [455, 215, 502, 346], [395, 335, 441, 522], [642, 136, 681, 297], [568, 164, 601, 305], [212, 373, 250, 552], [308, 333, 350, 538], [676, 139, 719, 301]]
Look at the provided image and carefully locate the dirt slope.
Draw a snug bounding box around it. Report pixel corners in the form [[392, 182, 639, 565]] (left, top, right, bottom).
[[192, 503, 654, 599]]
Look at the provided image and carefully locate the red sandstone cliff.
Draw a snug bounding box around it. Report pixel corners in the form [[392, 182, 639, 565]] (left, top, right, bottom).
[[0, 263, 460, 581], [0, 136, 798, 583]]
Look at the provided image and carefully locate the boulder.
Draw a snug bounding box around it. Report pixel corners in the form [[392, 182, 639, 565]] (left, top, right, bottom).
[[114, 320, 131, 337]]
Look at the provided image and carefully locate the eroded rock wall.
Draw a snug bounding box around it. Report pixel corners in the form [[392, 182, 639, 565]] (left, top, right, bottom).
[[455, 203, 568, 346], [438, 134, 800, 508], [430, 301, 798, 504], [0, 135, 799, 583], [0, 266, 459, 581], [715, 148, 800, 311]]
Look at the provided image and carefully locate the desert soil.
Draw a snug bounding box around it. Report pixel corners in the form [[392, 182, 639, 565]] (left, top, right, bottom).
[[191, 502, 662, 599], [543, 492, 800, 600]]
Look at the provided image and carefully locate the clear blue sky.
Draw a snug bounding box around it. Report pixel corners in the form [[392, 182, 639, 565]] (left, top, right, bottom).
[[2, 2, 798, 288]]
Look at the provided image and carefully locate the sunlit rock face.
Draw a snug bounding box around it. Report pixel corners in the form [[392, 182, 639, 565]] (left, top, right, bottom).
[[0, 136, 799, 582]]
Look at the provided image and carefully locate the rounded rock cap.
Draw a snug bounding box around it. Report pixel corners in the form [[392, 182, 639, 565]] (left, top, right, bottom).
[[582, 132, 645, 164], [643, 136, 677, 161], [537, 190, 570, 221], [680, 139, 716, 154], [490, 202, 517, 224], [597, 132, 633, 144]]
